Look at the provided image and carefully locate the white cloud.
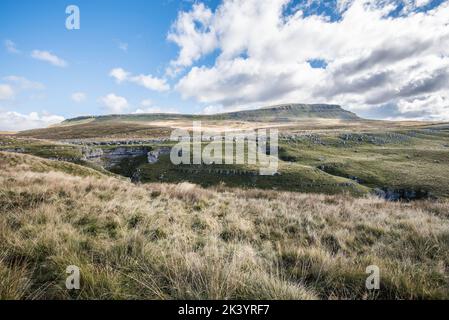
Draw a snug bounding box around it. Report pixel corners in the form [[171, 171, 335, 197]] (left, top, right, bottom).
[[109, 68, 129, 82], [167, 3, 217, 75], [98, 93, 129, 114], [4, 39, 20, 54], [201, 105, 225, 114], [133, 99, 178, 114], [3, 76, 45, 90], [169, 0, 449, 119], [71, 92, 87, 103], [0, 77, 45, 103], [415, 0, 432, 8], [396, 93, 449, 120], [0, 111, 64, 131], [31, 50, 67, 67], [109, 67, 170, 92], [131, 74, 170, 92], [133, 107, 178, 114], [0, 84, 15, 100]]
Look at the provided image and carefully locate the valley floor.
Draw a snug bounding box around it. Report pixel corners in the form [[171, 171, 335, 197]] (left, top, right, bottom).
[[1, 152, 448, 299]]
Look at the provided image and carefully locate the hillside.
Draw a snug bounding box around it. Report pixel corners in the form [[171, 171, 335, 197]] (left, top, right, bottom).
[[58, 103, 360, 125], [210, 104, 360, 121], [16, 104, 359, 140], [1, 152, 448, 299], [7, 121, 449, 199]]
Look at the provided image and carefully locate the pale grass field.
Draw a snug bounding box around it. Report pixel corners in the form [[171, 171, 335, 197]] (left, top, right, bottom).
[[0, 152, 448, 299], [19, 116, 443, 141]]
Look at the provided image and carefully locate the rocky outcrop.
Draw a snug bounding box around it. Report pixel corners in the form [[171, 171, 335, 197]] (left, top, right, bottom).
[[102, 147, 150, 169], [81, 147, 103, 160], [374, 188, 433, 201], [82, 146, 150, 169], [339, 133, 411, 145], [147, 147, 171, 164], [2, 147, 25, 153], [66, 139, 168, 146]]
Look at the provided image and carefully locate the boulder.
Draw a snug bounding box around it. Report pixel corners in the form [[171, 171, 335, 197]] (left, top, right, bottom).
[[147, 147, 171, 164]]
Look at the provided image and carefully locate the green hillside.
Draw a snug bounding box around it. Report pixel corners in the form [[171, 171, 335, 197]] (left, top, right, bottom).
[[60, 103, 360, 125]]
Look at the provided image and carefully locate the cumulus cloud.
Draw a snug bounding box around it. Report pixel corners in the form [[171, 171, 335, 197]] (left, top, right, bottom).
[[4, 39, 20, 54], [169, 0, 449, 119], [397, 93, 449, 120], [133, 107, 178, 114], [109, 68, 129, 82], [98, 93, 129, 114], [71, 92, 87, 103], [3, 76, 45, 90], [132, 74, 170, 92], [167, 3, 217, 75], [0, 76, 46, 103], [201, 105, 225, 114], [31, 50, 67, 67], [109, 68, 169, 92], [0, 111, 64, 131], [0, 84, 15, 100], [133, 99, 178, 114]]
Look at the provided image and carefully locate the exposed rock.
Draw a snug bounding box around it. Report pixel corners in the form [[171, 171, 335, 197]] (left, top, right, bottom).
[[147, 147, 171, 164], [2, 148, 25, 153], [81, 145, 150, 169], [103, 147, 150, 169], [338, 132, 411, 146], [374, 188, 433, 201], [65, 139, 168, 146], [81, 147, 103, 160]]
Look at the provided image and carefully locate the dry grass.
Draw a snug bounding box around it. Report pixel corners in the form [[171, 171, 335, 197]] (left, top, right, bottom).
[[0, 152, 448, 299]]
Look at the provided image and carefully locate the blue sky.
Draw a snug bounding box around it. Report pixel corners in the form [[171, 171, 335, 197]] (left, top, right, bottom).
[[1, 0, 448, 130], [0, 0, 217, 119]]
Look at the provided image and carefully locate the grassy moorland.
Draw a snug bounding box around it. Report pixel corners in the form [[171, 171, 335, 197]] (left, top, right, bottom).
[[18, 121, 172, 140], [0, 151, 448, 299], [4, 119, 449, 198], [122, 124, 449, 199], [1, 105, 449, 300]]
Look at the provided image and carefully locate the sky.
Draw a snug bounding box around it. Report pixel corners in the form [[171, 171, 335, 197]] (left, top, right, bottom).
[[0, 0, 448, 130]]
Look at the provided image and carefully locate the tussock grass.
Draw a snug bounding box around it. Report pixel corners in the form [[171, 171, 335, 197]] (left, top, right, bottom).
[[0, 152, 448, 299]]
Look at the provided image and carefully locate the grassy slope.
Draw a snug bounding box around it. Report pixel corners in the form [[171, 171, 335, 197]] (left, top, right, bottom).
[[0, 152, 448, 299], [133, 127, 449, 198], [278, 129, 449, 198], [17, 121, 172, 140], [6, 123, 449, 198], [5, 117, 449, 199], [0, 136, 116, 176], [137, 153, 370, 196], [18, 104, 360, 140], [60, 103, 359, 124]]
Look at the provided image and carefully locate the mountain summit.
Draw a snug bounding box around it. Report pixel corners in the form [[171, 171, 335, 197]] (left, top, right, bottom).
[[212, 104, 360, 121]]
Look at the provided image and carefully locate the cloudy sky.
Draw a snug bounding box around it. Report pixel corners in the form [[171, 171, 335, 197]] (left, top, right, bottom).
[[0, 0, 448, 130]]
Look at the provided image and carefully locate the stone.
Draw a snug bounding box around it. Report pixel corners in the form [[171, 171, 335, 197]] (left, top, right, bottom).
[[147, 147, 171, 164]]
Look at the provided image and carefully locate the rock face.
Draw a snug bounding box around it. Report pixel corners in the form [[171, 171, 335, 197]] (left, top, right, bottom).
[[147, 147, 171, 164], [66, 139, 168, 146], [102, 147, 150, 168], [82, 146, 150, 169], [2, 148, 25, 153], [81, 147, 103, 160], [374, 188, 432, 201]]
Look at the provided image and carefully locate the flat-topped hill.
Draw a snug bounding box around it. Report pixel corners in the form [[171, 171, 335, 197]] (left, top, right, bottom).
[[61, 103, 360, 125]]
